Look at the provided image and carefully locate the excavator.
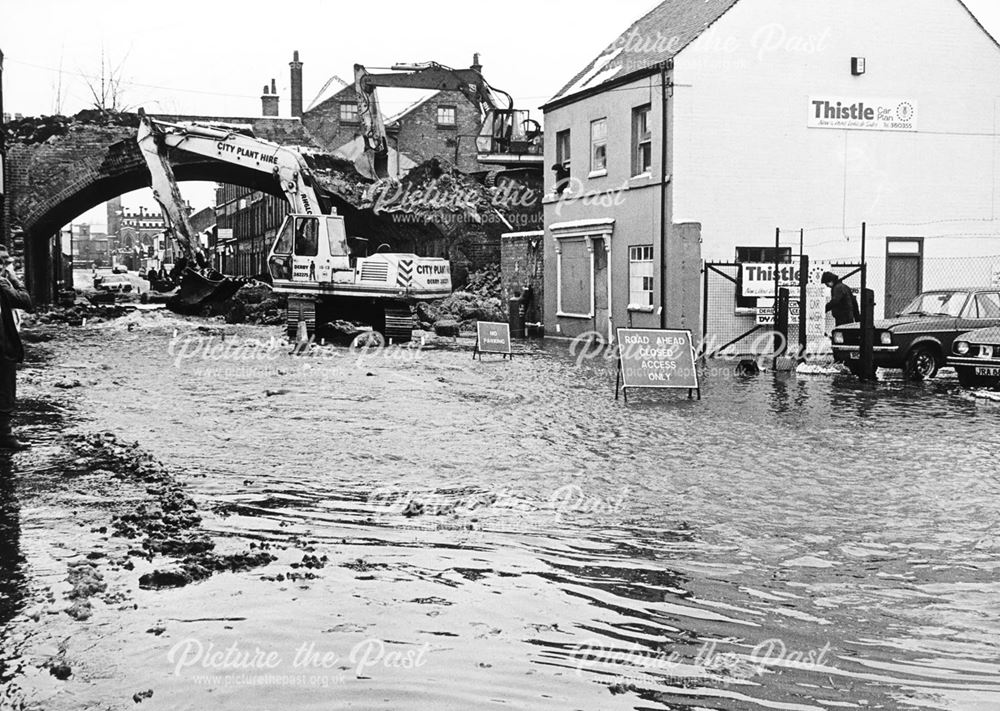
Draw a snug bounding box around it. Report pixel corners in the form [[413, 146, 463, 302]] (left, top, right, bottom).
[[136, 109, 452, 342], [353, 56, 543, 180]]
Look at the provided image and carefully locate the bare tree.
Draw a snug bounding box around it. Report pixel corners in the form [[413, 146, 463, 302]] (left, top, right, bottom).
[[51, 47, 65, 115], [82, 45, 131, 112]]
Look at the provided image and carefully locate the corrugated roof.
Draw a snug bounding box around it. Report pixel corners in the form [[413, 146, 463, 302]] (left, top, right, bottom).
[[548, 0, 743, 105]]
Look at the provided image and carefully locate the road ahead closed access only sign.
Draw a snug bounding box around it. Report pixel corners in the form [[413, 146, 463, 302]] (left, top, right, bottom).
[[617, 329, 699, 390]]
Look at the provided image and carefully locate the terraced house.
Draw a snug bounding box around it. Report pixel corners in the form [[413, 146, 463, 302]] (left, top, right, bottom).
[[542, 0, 1000, 343]]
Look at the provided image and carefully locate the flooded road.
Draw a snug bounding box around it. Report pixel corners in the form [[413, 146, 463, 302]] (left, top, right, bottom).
[[2, 312, 1000, 710]]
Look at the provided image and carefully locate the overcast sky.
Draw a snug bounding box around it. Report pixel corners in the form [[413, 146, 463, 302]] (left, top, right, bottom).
[[3, 0, 1000, 228]]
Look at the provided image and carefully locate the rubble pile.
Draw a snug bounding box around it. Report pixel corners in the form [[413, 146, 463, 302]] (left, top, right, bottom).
[[4, 109, 139, 146], [303, 153, 375, 207], [360, 158, 509, 229], [69, 433, 276, 590], [209, 284, 287, 325], [416, 265, 505, 334], [26, 303, 131, 328]]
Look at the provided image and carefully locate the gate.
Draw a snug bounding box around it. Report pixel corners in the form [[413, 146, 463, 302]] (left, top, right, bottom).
[[703, 260, 866, 360], [703, 262, 771, 359]]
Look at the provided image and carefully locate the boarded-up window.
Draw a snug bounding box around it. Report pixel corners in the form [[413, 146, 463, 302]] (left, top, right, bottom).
[[559, 239, 592, 316]]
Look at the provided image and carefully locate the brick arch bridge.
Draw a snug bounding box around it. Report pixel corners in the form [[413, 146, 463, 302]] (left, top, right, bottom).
[[2, 111, 333, 302]]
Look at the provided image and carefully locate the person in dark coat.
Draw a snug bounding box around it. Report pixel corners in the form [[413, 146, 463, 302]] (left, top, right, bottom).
[[822, 272, 860, 326], [0, 245, 33, 450]]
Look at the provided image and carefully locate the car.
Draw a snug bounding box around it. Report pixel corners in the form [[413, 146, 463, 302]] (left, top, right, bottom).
[[948, 327, 1000, 388], [832, 288, 1000, 380]]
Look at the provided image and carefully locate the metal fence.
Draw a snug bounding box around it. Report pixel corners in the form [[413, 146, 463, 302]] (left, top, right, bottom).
[[861, 254, 1000, 319], [703, 260, 864, 359]]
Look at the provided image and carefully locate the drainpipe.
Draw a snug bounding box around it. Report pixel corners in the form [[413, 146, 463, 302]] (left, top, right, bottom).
[[0, 48, 5, 247], [659, 61, 671, 329]]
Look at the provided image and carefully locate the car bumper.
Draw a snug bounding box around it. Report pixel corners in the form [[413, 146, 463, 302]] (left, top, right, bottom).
[[948, 356, 1000, 371], [831, 345, 900, 365]]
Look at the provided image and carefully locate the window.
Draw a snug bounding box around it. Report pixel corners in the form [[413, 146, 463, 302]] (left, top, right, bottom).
[[294, 217, 318, 257], [327, 217, 347, 258], [735, 246, 793, 309], [556, 129, 571, 168], [975, 292, 1000, 318], [273, 219, 293, 255], [339, 102, 359, 123], [629, 245, 655, 309], [554, 129, 572, 195], [590, 118, 607, 173], [632, 105, 652, 176], [437, 106, 457, 126], [736, 247, 792, 264]]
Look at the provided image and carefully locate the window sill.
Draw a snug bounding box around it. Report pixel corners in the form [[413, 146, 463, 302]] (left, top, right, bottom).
[[557, 311, 594, 320], [588, 169, 608, 179], [627, 305, 656, 313], [629, 172, 652, 182], [436, 124, 457, 130]]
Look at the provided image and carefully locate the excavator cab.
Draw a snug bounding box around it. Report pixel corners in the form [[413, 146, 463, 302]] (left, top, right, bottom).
[[267, 214, 352, 284], [476, 109, 543, 159]]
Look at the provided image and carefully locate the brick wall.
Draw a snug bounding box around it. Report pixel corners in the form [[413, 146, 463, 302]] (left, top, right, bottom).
[[390, 90, 481, 173], [501, 231, 544, 324], [302, 87, 363, 153], [304, 87, 481, 172]]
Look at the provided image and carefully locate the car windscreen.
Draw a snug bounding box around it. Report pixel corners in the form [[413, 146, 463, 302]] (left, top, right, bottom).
[[898, 292, 967, 318]]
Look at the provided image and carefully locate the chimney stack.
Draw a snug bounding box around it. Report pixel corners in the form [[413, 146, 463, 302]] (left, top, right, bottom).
[[289, 50, 303, 118], [471, 53, 482, 73], [261, 80, 279, 117]]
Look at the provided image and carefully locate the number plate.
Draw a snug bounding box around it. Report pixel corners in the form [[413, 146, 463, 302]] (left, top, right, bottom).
[[975, 366, 1000, 376]]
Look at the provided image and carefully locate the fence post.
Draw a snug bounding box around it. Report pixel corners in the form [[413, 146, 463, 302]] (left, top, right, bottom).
[[702, 263, 709, 360], [859, 224, 876, 381], [775, 287, 790, 364], [773, 228, 781, 360], [798, 252, 808, 360], [859, 268, 876, 381]]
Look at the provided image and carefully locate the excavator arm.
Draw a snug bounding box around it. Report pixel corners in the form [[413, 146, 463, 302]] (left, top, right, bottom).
[[353, 60, 515, 179], [136, 109, 330, 313], [137, 109, 323, 221]]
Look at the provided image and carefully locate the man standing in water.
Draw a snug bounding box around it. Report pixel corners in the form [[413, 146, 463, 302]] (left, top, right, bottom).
[[0, 244, 32, 450], [821, 271, 860, 326]]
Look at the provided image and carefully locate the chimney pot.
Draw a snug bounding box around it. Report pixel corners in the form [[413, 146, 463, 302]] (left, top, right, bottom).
[[261, 79, 280, 117]]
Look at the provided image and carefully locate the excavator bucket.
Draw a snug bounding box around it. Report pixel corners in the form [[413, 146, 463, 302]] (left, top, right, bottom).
[[136, 109, 251, 315], [167, 269, 248, 315], [354, 151, 389, 181]]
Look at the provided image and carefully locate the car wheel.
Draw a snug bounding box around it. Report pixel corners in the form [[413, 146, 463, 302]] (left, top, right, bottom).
[[905, 346, 941, 381]]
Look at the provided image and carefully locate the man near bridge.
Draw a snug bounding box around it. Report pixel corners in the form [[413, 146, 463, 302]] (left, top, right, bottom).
[[821, 271, 860, 326], [0, 245, 33, 450]]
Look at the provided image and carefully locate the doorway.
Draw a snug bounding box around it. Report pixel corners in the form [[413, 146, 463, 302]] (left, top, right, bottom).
[[885, 238, 923, 318], [593, 239, 609, 340]]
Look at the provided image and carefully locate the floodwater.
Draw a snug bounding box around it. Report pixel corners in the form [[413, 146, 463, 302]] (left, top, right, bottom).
[[2, 312, 1000, 710]]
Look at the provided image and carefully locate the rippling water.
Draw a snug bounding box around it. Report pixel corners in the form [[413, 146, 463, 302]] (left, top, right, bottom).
[[3, 315, 1000, 710]]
